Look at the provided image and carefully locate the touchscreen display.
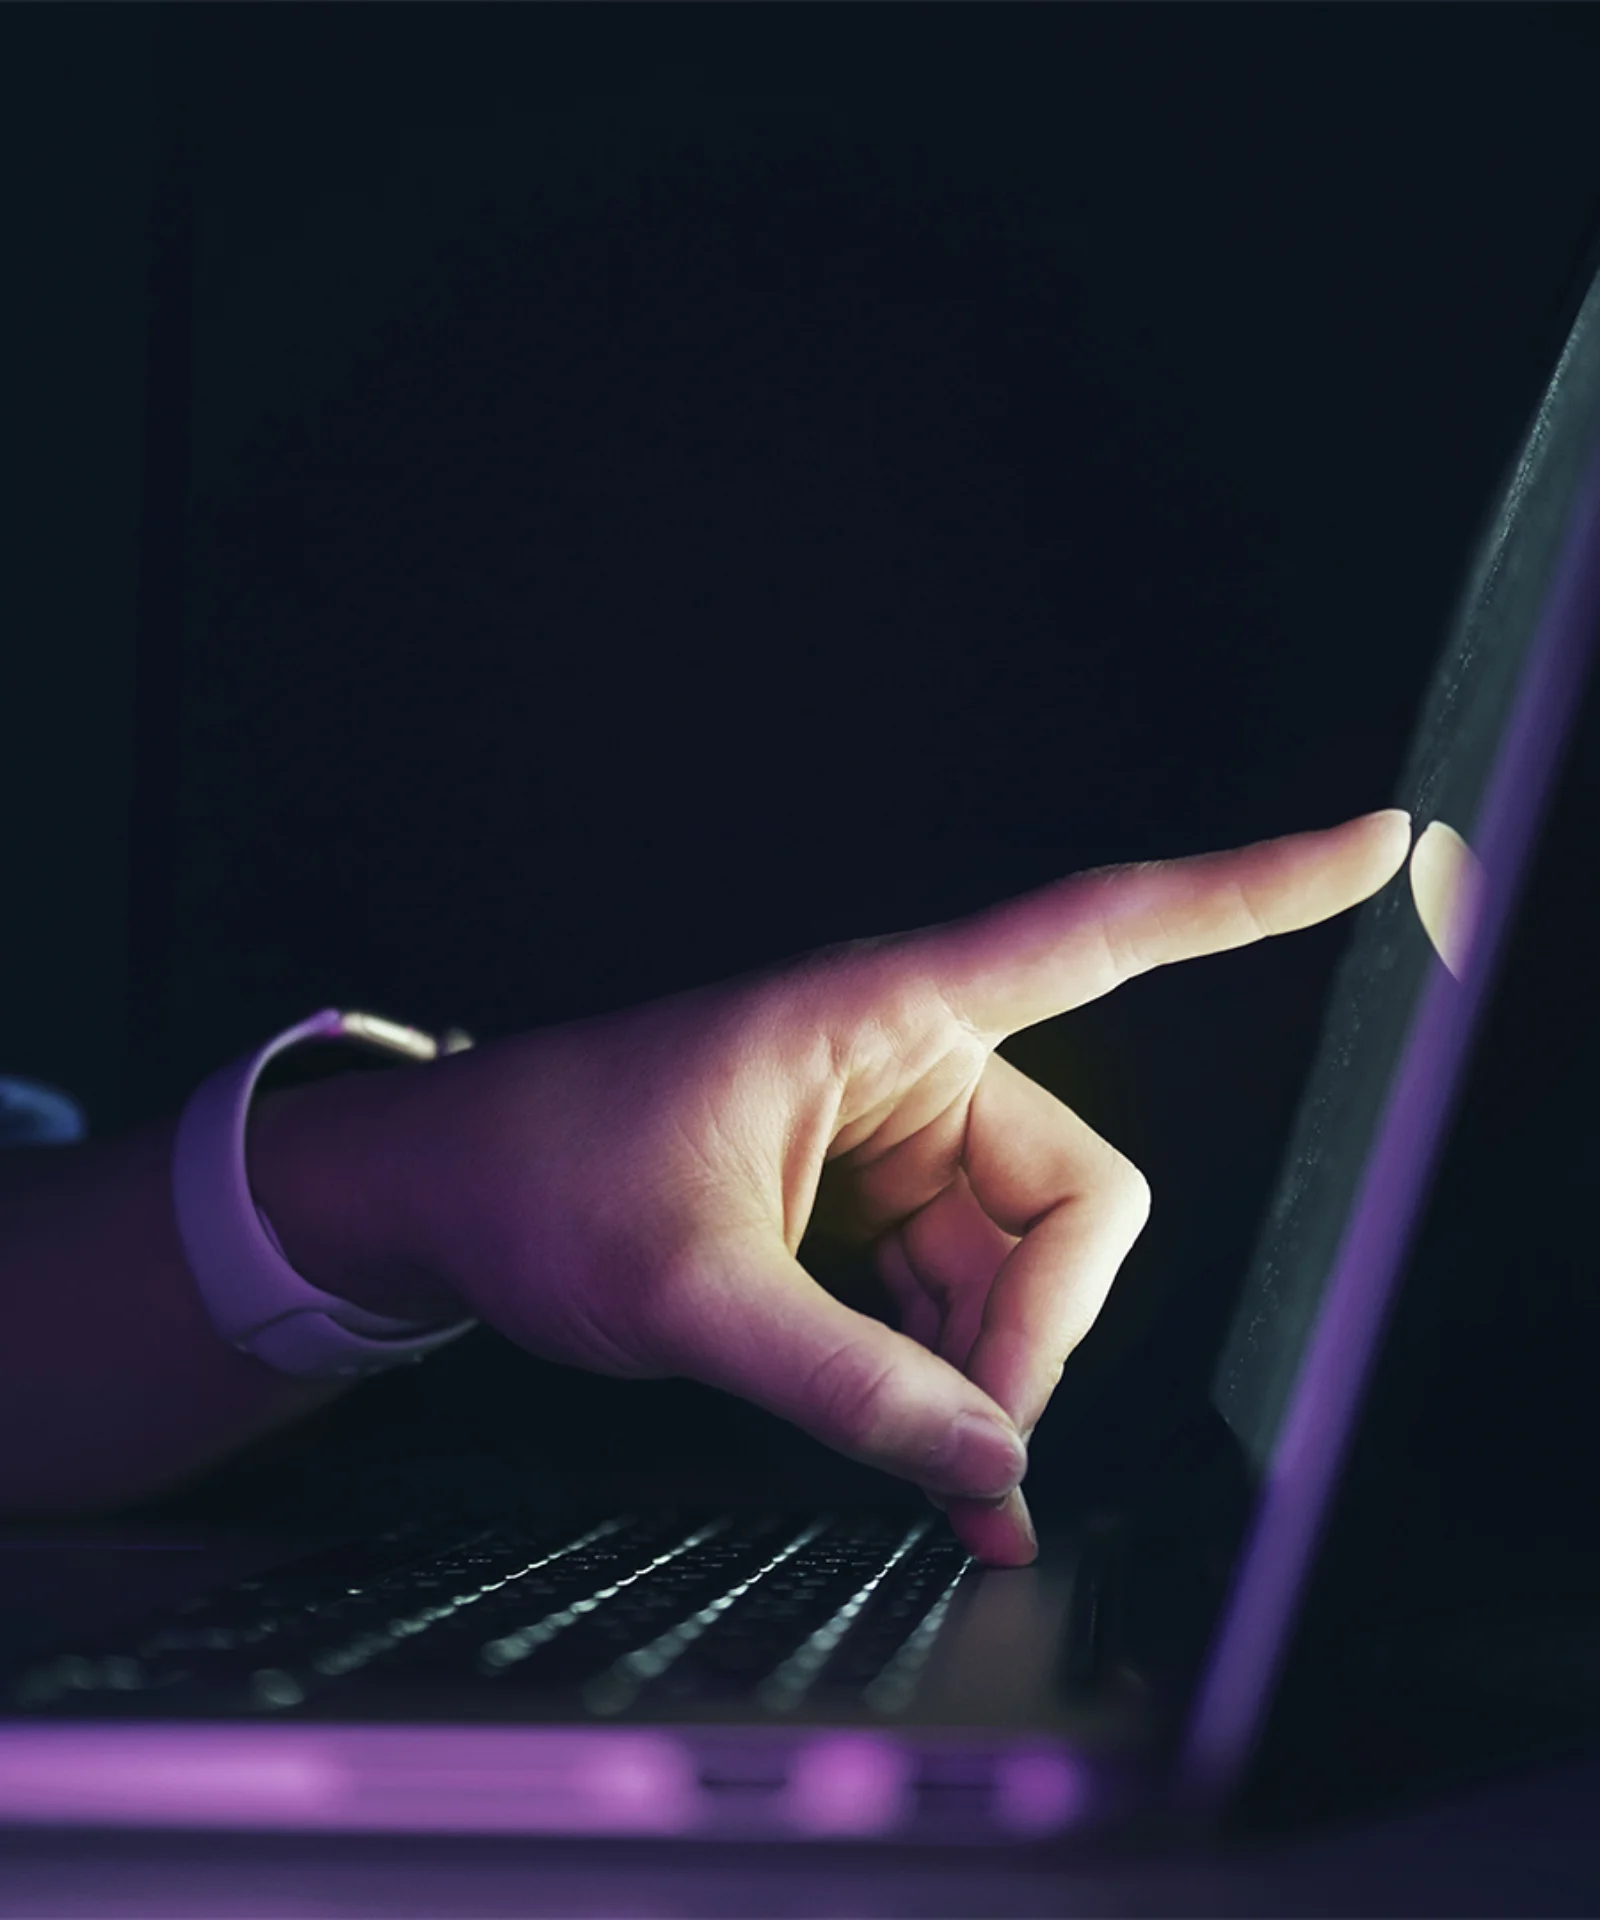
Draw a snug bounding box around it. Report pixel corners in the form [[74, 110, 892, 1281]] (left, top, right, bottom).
[[1213, 275, 1600, 1471]]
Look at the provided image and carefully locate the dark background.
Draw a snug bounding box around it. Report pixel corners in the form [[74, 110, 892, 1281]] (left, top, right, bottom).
[[6, 1, 1600, 1827]]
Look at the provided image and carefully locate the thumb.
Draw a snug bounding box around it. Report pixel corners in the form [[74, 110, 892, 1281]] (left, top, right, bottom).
[[656, 1228, 1029, 1502]]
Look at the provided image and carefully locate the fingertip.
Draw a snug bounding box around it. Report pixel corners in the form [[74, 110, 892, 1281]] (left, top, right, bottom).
[[942, 1487, 1038, 1565], [1348, 806, 1414, 897], [1280, 806, 1411, 915], [1362, 805, 1414, 864]]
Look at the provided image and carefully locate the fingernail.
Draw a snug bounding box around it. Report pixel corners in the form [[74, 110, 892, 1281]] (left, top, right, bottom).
[[926, 1410, 1027, 1499], [1015, 1488, 1039, 1556], [925, 1486, 1012, 1514], [940, 1487, 1038, 1566]]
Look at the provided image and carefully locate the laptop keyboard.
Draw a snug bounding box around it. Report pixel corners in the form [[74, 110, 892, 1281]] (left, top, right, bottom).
[[6, 1514, 974, 1719]]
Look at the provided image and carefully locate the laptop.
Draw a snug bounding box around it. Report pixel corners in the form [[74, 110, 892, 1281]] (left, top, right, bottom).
[[1, 249, 1597, 1853]]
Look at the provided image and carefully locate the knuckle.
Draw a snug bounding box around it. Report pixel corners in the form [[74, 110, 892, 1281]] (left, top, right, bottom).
[[800, 1339, 901, 1454]]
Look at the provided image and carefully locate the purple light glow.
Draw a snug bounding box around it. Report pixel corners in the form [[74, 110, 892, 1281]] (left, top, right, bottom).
[[0, 1723, 1098, 1839], [785, 1734, 910, 1836], [0, 1726, 697, 1834], [994, 1750, 1088, 1833]]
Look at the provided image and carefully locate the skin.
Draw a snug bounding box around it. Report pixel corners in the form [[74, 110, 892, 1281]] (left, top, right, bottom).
[[0, 809, 1411, 1561]]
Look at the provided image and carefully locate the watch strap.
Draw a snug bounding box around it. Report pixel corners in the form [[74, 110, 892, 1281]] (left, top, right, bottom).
[[172, 1008, 476, 1379]]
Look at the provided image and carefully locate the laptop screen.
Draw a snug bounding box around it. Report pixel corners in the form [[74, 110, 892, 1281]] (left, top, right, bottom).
[[1182, 256, 1600, 1793], [1211, 266, 1600, 1475]]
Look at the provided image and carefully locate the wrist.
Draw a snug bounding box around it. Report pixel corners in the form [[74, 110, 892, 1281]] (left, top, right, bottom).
[[245, 1069, 465, 1328]]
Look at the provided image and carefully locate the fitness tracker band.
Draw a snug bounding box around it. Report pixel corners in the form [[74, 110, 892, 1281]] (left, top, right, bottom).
[[171, 1008, 477, 1380]]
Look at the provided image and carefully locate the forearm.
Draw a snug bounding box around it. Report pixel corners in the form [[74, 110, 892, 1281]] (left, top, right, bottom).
[[0, 1069, 451, 1517]]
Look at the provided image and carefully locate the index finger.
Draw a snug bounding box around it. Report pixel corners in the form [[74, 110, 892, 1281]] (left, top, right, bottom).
[[918, 809, 1411, 1040]]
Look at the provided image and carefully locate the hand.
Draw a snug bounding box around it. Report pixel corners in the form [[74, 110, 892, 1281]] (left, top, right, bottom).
[[256, 810, 1410, 1563]]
